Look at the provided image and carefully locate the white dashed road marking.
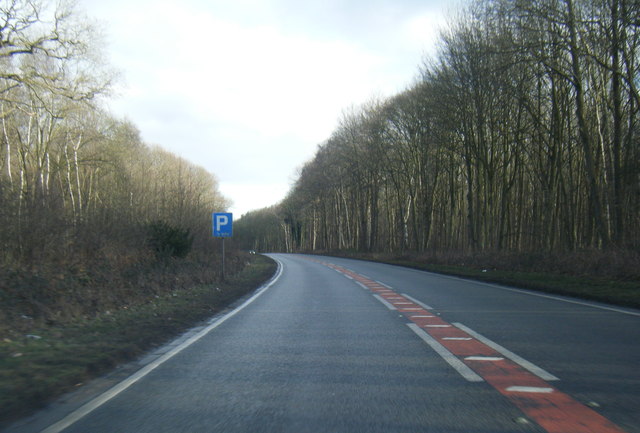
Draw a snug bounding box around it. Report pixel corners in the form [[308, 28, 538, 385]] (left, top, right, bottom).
[[506, 386, 554, 394]]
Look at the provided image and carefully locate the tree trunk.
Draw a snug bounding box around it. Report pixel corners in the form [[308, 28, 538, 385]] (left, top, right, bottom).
[[566, 0, 610, 247]]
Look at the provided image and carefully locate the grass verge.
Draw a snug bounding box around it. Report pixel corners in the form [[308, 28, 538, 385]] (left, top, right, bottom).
[[360, 257, 640, 309], [0, 254, 277, 427]]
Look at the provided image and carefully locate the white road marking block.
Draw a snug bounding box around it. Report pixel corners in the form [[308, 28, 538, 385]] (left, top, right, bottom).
[[506, 386, 554, 393], [407, 324, 483, 382], [465, 356, 504, 361]]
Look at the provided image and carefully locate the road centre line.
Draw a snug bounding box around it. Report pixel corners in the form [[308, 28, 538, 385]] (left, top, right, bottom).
[[401, 294, 434, 310], [355, 281, 368, 290], [41, 259, 284, 433], [453, 322, 560, 381], [331, 263, 558, 382], [373, 295, 397, 310], [324, 259, 628, 433], [407, 324, 484, 382]]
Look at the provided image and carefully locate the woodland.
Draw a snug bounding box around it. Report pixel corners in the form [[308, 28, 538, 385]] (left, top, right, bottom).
[[236, 0, 640, 275], [0, 0, 231, 331]]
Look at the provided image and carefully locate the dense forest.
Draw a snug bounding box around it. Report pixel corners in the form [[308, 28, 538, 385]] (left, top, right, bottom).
[[237, 0, 640, 260], [0, 1, 230, 330]]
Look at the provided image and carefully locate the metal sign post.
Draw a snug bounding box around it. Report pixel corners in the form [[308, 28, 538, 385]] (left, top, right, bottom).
[[212, 212, 233, 281]]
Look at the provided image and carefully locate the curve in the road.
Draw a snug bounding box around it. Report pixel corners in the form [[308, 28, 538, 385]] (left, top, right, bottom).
[[39, 262, 284, 433], [314, 258, 628, 433]]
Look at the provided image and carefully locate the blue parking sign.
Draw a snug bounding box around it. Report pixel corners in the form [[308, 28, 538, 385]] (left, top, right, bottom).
[[212, 212, 233, 237]]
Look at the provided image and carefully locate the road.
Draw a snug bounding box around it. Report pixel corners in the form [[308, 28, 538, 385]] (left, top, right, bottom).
[[6, 253, 640, 433]]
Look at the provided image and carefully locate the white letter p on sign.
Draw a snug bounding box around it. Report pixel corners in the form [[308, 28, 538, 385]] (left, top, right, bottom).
[[215, 214, 228, 232]]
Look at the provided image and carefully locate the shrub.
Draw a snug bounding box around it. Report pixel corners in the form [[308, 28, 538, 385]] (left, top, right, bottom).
[[146, 221, 194, 259]]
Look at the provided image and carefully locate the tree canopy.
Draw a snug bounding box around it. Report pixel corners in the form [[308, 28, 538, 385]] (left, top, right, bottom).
[[0, 0, 229, 265], [237, 0, 640, 255]]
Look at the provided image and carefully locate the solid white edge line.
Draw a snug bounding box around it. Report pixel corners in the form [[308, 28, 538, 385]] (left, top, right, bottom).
[[453, 322, 560, 381], [408, 270, 640, 317], [401, 294, 434, 310], [41, 259, 284, 433], [373, 294, 397, 310], [487, 285, 640, 317], [407, 324, 483, 382]]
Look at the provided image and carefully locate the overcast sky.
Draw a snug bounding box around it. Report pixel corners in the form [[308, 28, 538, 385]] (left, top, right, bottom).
[[79, 0, 466, 217]]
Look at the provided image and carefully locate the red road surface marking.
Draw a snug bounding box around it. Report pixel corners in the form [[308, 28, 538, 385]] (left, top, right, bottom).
[[319, 261, 628, 433]]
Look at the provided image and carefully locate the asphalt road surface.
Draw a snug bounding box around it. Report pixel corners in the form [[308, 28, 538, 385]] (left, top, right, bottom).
[[6, 253, 640, 433]]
